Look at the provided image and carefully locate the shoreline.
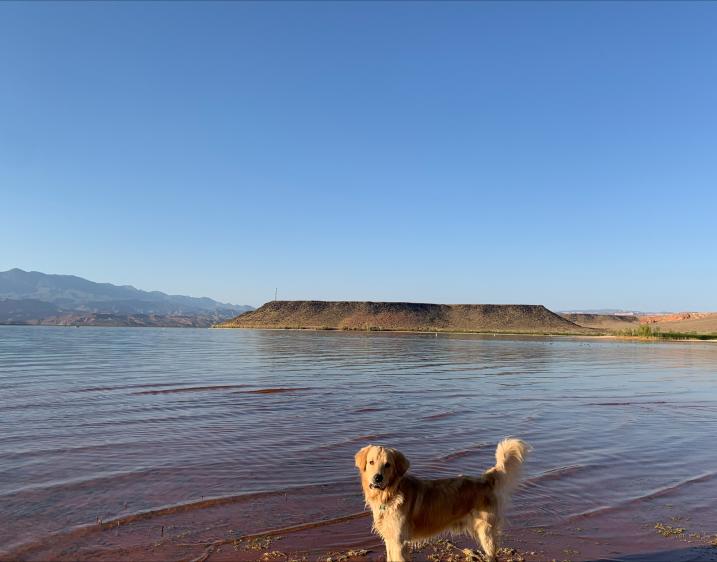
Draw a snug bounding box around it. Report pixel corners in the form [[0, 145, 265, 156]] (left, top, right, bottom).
[[9, 496, 715, 562], [1, 323, 714, 342], [0, 324, 717, 343], [212, 325, 717, 343]]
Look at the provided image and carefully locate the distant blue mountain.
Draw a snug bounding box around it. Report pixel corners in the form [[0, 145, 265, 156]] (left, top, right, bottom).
[[0, 268, 252, 319], [558, 309, 667, 316]]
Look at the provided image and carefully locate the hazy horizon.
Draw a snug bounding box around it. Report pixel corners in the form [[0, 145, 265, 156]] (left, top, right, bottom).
[[2, 2, 715, 311]]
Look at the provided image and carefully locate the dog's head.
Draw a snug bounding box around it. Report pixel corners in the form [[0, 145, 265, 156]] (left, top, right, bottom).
[[354, 444, 409, 498]]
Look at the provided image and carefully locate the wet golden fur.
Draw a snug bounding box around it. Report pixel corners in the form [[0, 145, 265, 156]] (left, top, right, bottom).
[[354, 439, 529, 562]]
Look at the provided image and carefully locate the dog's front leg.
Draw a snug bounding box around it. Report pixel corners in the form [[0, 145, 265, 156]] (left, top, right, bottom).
[[384, 537, 409, 562]]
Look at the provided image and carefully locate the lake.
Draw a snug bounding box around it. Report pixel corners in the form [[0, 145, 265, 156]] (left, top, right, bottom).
[[1, 326, 716, 561]]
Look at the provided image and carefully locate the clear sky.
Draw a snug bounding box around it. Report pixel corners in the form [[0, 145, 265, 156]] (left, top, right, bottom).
[[1, 2, 715, 310]]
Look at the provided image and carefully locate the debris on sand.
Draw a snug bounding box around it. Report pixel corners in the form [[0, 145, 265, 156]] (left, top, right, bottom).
[[260, 552, 288, 560], [325, 549, 370, 562], [405, 538, 528, 562], [498, 546, 527, 562], [235, 534, 282, 550], [654, 522, 686, 537]]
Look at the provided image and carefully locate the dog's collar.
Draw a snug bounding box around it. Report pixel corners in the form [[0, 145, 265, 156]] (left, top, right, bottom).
[[379, 503, 387, 511]]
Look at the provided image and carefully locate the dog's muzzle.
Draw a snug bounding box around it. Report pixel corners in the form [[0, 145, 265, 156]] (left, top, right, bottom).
[[369, 474, 385, 489]]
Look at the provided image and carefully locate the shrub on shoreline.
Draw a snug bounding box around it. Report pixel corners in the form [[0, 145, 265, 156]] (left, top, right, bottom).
[[616, 325, 717, 341]]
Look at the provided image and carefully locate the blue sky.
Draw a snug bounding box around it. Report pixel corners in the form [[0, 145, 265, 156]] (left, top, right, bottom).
[[1, 2, 715, 310]]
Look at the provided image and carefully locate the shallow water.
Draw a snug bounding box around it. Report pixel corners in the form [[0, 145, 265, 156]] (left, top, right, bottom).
[[1, 326, 716, 561]]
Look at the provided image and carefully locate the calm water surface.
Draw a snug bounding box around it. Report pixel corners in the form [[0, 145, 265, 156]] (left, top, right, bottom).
[[1, 326, 716, 561]]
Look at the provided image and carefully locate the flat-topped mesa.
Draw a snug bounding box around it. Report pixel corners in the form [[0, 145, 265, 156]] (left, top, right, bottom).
[[216, 300, 596, 335]]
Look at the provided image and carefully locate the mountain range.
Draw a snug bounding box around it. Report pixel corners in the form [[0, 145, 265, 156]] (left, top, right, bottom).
[[0, 269, 252, 327]]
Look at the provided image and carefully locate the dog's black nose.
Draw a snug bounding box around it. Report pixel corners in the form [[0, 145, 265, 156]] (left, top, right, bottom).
[[373, 473, 383, 483]]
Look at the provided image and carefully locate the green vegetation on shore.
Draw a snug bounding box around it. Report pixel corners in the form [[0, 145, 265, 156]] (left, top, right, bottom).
[[617, 324, 717, 341]]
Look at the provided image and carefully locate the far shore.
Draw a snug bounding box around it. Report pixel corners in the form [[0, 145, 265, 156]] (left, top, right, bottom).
[[216, 300, 717, 341], [212, 324, 717, 342], [2, 322, 714, 342]]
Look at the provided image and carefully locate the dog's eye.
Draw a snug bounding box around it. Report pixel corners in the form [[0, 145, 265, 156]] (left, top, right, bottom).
[[369, 460, 374, 465], [385, 463, 391, 468]]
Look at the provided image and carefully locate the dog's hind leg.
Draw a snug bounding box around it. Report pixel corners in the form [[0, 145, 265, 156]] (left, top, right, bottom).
[[473, 514, 498, 562]]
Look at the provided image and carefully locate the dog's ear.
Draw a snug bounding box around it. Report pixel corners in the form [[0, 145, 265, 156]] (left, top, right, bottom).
[[355, 445, 372, 471], [391, 448, 410, 477]]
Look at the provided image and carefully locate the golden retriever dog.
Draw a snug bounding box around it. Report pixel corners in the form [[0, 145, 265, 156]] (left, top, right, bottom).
[[354, 438, 529, 562]]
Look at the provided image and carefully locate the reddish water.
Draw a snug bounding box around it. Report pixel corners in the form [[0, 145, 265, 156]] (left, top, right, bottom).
[[1, 327, 716, 561]]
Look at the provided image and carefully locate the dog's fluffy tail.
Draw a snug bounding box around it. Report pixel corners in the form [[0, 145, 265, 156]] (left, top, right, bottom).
[[493, 437, 529, 496]]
